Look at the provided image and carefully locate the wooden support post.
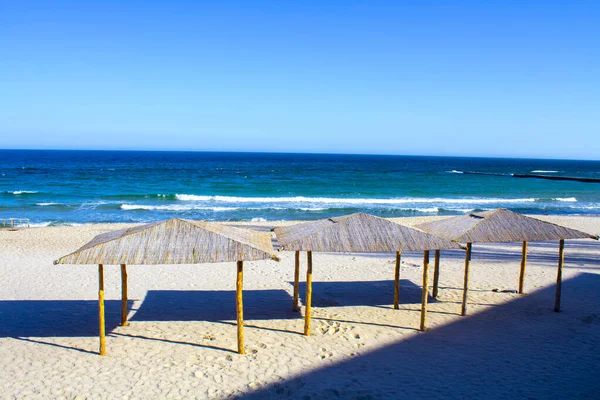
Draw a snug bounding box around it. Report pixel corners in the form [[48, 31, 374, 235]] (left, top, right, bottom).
[[461, 243, 472, 316], [420, 250, 430, 332], [293, 250, 300, 311], [554, 239, 565, 312], [120, 264, 129, 326], [518, 241, 528, 294], [304, 251, 313, 336], [236, 261, 245, 354], [98, 264, 106, 356], [432, 249, 441, 298], [393, 251, 401, 309]]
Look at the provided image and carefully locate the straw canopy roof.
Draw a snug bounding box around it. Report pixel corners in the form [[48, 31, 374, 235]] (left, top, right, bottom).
[[55, 218, 279, 265], [275, 212, 463, 252], [416, 208, 598, 244]]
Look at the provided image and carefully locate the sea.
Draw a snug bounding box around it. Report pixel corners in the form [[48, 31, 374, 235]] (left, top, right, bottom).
[[1, 150, 599, 226]]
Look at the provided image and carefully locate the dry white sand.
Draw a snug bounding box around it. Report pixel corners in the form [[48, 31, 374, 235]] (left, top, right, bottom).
[[1, 216, 599, 399]]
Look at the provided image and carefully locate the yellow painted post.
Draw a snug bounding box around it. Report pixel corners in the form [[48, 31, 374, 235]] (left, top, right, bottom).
[[432, 249, 441, 298], [98, 264, 106, 356], [393, 251, 401, 309], [293, 250, 300, 311], [120, 264, 129, 326], [304, 251, 313, 336], [554, 239, 565, 312], [461, 243, 472, 316], [236, 261, 245, 354], [518, 241, 528, 294], [420, 250, 430, 332]]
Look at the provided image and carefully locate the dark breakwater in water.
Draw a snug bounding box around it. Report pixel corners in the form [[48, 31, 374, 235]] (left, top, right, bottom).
[[513, 174, 600, 183], [462, 171, 600, 183]]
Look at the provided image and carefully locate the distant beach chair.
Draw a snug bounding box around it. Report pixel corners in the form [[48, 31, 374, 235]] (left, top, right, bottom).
[[2, 218, 30, 230]]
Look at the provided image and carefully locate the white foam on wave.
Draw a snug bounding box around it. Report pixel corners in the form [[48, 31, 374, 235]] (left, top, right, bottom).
[[175, 194, 536, 205], [413, 207, 440, 213], [36, 202, 61, 206], [28, 222, 52, 227], [445, 170, 464, 174], [10, 190, 39, 195], [570, 205, 600, 210], [29, 221, 88, 227], [121, 204, 237, 212], [531, 170, 559, 173], [121, 204, 446, 213], [175, 194, 213, 201], [554, 197, 577, 202], [77, 201, 110, 210], [251, 217, 267, 222]]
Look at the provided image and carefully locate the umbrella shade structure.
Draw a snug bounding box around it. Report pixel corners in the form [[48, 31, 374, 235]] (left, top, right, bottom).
[[275, 212, 463, 333], [275, 212, 461, 253], [416, 209, 598, 315], [55, 218, 279, 355]]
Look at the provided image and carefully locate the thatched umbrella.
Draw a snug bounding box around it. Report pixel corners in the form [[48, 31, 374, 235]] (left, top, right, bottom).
[[416, 209, 598, 315], [55, 218, 279, 356], [274, 212, 463, 333]]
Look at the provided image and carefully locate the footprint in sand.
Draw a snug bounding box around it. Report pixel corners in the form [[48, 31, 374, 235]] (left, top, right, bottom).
[[319, 347, 334, 360], [319, 320, 345, 336]]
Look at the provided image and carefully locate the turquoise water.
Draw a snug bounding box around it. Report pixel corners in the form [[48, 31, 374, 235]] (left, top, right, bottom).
[[1, 150, 599, 225]]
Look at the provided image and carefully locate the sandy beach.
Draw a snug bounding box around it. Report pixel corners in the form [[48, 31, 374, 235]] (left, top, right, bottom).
[[1, 215, 599, 399]]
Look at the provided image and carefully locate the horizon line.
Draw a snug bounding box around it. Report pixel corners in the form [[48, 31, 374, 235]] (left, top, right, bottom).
[[1, 148, 598, 163]]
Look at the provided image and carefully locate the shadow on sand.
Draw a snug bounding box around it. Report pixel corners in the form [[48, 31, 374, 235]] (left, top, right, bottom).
[[131, 289, 296, 322], [294, 279, 426, 307], [0, 289, 297, 354], [0, 299, 130, 338], [241, 273, 600, 399]]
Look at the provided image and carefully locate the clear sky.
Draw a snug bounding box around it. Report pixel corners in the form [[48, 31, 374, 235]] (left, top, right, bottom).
[[1, 1, 598, 159]]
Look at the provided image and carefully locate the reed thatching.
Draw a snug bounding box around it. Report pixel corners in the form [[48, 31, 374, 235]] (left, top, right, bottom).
[[275, 212, 463, 252], [55, 218, 279, 265], [416, 208, 598, 243]]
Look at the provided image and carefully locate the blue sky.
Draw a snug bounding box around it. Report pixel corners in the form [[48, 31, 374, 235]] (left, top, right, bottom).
[[1, 1, 598, 159]]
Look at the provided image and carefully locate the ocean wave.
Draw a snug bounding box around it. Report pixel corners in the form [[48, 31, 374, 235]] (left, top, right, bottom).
[[175, 194, 213, 201], [174, 194, 537, 205], [531, 170, 559, 173], [570, 205, 600, 210], [121, 204, 238, 212], [8, 190, 39, 195], [445, 170, 464, 174], [28, 222, 52, 227], [554, 197, 577, 202], [405, 207, 439, 213], [105, 193, 178, 201], [120, 204, 445, 214], [76, 201, 113, 210], [36, 202, 61, 206], [28, 221, 88, 227]]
